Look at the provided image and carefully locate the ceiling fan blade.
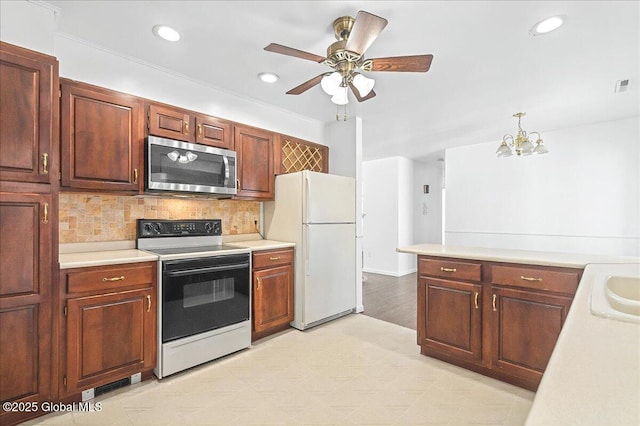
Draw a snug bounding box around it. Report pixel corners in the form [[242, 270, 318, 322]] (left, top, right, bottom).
[[367, 55, 434, 72], [286, 74, 325, 95], [264, 43, 325, 63], [349, 83, 376, 102], [345, 10, 388, 55]]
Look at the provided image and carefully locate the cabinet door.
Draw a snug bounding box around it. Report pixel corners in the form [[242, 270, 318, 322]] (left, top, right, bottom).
[[148, 104, 192, 142], [253, 265, 293, 334], [234, 125, 274, 200], [195, 115, 232, 149], [0, 43, 58, 184], [419, 277, 482, 362], [61, 81, 143, 191], [65, 287, 155, 394], [491, 286, 572, 385], [0, 192, 52, 425]]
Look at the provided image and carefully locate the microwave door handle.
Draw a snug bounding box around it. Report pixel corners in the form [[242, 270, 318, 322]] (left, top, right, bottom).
[[165, 263, 249, 277], [222, 155, 230, 187]]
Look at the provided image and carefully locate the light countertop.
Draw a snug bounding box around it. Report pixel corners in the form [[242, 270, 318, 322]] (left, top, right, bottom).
[[59, 236, 295, 269], [397, 243, 638, 268], [526, 263, 640, 425]]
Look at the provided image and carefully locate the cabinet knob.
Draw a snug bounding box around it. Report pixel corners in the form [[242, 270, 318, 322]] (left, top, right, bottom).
[[256, 277, 262, 290], [147, 295, 151, 312], [474, 292, 479, 310], [197, 124, 203, 138], [42, 202, 49, 224], [133, 168, 139, 184], [440, 267, 457, 273], [492, 294, 497, 312], [103, 276, 125, 282], [184, 121, 189, 134], [521, 276, 543, 282], [269, 256, 281, 261]]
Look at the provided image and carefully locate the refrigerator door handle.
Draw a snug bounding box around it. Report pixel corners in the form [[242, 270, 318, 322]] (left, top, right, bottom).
[[304, 174, 311, 224], [304, 224, 310, 276]]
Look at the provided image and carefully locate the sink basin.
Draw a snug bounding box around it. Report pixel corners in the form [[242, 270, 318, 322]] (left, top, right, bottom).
[[591, 270, 640, 323], [605, 276, 640, 316]]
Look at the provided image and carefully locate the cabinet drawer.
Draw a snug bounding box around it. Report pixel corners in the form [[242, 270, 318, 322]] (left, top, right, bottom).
[[491, 265, 580, 295], [253, 248, 294, 269], [66, 263, 154, 294], [419, 258, 482, 282]]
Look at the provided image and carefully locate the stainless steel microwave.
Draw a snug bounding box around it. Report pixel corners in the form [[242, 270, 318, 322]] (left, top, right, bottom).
[[145, 135, 237, 196]]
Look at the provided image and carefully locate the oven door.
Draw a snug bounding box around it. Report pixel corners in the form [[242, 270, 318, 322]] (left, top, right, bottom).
[[146, 135, 237, 195], [161, 253, 250, 343]]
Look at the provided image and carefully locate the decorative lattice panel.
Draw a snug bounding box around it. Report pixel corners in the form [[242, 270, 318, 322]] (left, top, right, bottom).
[[281, 140, 325, 173]]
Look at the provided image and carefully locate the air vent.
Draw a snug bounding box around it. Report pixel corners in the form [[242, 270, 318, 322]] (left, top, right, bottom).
[[614, 79, 630, 93], [95, 376, 131, 397]]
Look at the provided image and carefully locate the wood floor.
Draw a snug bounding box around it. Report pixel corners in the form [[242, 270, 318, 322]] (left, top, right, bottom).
[[362, 272, 417, 330]]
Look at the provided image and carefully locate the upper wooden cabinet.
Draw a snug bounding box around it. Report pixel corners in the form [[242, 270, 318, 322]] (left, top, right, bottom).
[[234, 124, 274, 200], [0, 42, 58, 185], [61, 79, 144, 192], [147, 103, 232, 149], [274, 134, 329, 175]]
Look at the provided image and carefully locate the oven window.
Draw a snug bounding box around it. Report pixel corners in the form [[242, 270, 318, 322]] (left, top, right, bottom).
[[183, 277, 234, 308], [162, 255, 250, 343]]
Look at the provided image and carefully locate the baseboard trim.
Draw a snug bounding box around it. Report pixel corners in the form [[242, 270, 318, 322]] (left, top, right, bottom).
[[363, 267, 417, 277]]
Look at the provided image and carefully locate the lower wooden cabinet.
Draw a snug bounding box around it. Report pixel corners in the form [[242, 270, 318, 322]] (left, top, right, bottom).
[[59, 262, 157, 398], [417, 255, 582, 391], [0, 190, 54, 426], [419, 277, 482, 363], [251, 248, 294, 341]]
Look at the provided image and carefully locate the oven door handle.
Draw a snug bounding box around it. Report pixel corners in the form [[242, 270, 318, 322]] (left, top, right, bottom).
[[165, 263, 249, 277]]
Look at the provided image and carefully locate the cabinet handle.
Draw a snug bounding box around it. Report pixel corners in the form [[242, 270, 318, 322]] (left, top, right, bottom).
[[103, 276, 125, 282], [236, 179, 240, 190], [492, 294, 497, 312], [42, 202, 49, 224], [146, 295, 151, 312], [440, 267, 457, 272], [256, 277, 261, 290], [474, 292, 479, 309], [269, 256, 281, 261], [521, 276, 543, 282], [42, 153, 49, 175], [197, 124, 203, 138], [184, 121, 189, 134], [133, 168, 138, 184]]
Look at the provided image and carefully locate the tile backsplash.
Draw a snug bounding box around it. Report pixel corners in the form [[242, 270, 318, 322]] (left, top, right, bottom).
[[59, 193, 260, 243]]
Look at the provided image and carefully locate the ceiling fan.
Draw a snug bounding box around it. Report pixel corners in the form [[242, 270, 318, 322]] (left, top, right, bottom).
[[264, 10, 434, 104]]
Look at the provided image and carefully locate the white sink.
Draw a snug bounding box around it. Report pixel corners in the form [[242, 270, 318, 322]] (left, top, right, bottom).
[[605, 276, 640, 316], [591, 273, 640, 323]]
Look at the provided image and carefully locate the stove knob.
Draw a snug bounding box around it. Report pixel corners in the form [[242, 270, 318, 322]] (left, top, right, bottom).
[[204, 222, 213, 233], [144, 222, 161, 235]]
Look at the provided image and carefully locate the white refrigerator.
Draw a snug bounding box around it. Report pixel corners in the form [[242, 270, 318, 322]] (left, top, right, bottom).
[[264, 170, 356, 330]]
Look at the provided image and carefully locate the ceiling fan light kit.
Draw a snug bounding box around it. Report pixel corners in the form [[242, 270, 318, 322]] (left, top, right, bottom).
[[264, 10, 434, 114]]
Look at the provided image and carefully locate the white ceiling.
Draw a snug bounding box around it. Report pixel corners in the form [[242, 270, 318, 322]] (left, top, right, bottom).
[[47, 1, 639, 162]]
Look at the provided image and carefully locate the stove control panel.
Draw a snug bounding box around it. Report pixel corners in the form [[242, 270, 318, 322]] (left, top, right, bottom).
[[137, 219, 222, 237]]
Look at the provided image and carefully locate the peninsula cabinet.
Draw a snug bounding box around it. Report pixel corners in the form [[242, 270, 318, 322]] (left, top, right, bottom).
[[417, 255, 582, 391], [147, 103, 232, 149], [234, 124, 275, 200], [59, 262, 157, 399], [0, 42, 58, 185], [61, 79, 144, 192], [251, 248, 294, 341]]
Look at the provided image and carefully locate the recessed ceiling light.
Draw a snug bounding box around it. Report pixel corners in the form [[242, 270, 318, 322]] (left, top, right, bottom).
[[258, 72, 279, 83], [152, 25, 181, 42], [529, 15, 565, 36]]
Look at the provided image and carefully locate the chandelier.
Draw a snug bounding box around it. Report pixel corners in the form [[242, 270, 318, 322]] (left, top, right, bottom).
[[496, 112, 549, 157]]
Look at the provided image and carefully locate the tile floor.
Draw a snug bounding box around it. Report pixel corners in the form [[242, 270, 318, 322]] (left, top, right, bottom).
[[25, 314, 534, 425]]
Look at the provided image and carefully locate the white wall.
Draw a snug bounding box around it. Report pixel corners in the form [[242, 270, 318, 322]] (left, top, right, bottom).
[[445, 116, 640, 256], [413, 159, 444, 245], [0, 1, 56, 55], [363, 157, 416, 276]]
